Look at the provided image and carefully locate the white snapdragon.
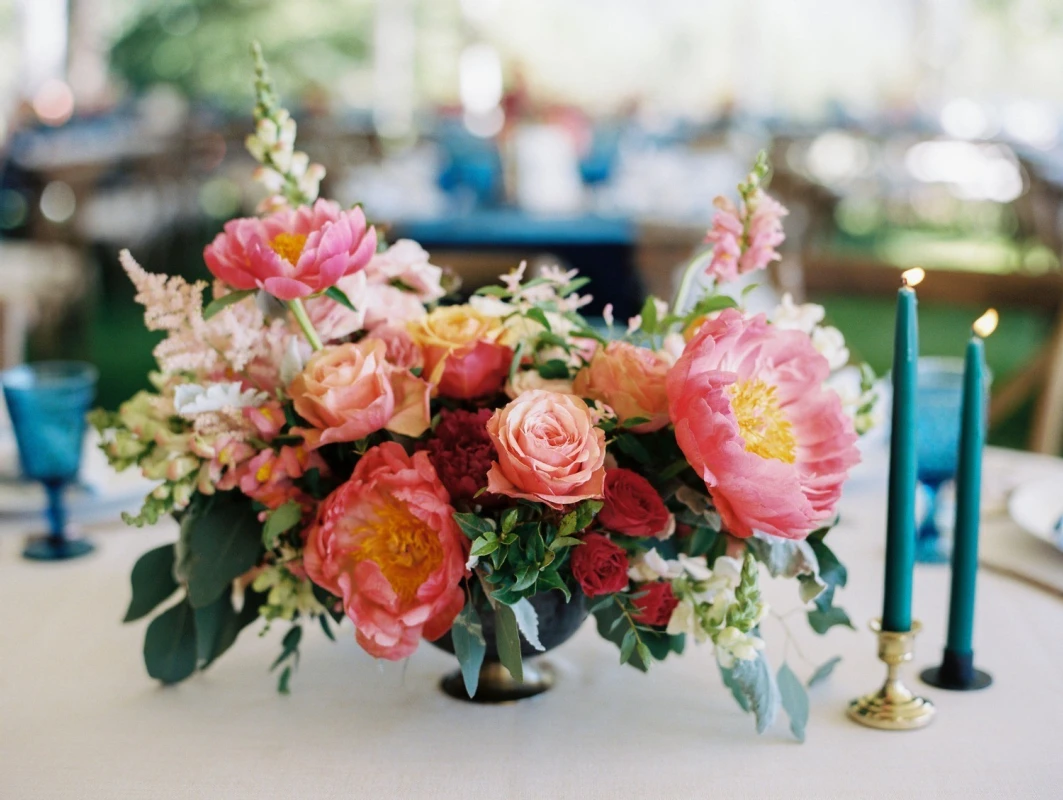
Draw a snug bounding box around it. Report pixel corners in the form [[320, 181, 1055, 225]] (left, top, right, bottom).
[[811, 325, 850, 371], [714, 626, 767, 668], [771, 293, 825, 333], [173, 382, 268, 417]]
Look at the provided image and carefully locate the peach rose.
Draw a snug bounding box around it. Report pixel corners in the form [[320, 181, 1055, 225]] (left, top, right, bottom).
[[303, 443, 467, 660], [408, 305, 512, 399], [289, 340, 430, 449], [573, 341, 672, 432], [485, 389, 606, 509]]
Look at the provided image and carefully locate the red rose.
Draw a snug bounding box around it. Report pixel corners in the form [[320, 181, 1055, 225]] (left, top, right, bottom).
[[631, 581, 679, 627], [598, 468, 675, 539], [571, 533, 629, 597]]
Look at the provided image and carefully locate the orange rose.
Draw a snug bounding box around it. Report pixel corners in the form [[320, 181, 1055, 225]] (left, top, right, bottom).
[[407, 305, 512, 399], [289, 340, 430, 449], [573, 341, 672, 432]]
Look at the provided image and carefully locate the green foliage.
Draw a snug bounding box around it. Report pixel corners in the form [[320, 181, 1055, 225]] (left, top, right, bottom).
[[804, 531, 854, 634], [176, 491, 265, 609], [271, 624, 303, 694], [143, 598, 198, 684], [262, 500, 303, 548], [777, 663, 810, 742], [493, 603, 523, 682], [807, 656, 842, 689], [203, 289, 255, 320], [193, 588, 265, 669], [590, 594, 683, 673], [726, 651, 780, 735], [451, 600, 486, 697], [324, 285, 356, 311], [124, 544, 178, 622]]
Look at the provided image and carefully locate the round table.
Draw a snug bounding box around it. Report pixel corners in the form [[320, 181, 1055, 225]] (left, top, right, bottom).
[[2, 446, 1061, 799]]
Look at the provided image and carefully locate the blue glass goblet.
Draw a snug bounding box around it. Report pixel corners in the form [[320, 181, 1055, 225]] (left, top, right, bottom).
[[2, 361, 98, 560], [915, 357, 964, 564]]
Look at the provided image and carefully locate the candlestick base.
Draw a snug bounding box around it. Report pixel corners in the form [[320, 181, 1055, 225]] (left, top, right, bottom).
[[921, 649, 992, 691], [847, 619, 936, 731]]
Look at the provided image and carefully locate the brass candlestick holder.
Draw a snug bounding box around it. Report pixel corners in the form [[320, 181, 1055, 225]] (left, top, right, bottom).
[[847, 619, 936, 730]]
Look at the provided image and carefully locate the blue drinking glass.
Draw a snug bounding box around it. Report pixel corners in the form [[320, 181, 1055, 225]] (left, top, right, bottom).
[[2, 361, 98, 560], [915, 357, 964, 564]]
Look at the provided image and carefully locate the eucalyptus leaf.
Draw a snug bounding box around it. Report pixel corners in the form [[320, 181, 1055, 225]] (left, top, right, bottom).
[[494, 602, 523, 682], [143, 597, 197, 684], [748, 533, 819, 580], [718, 663, 752, 712], [727, 652, 781, 734], [777, 662, 810, 742], [509, 598, 545, 652], [807, 655, 842, 689], [124, 544, 178, 623], [451, 601, 487, 697], [807, 604, 854, 634]]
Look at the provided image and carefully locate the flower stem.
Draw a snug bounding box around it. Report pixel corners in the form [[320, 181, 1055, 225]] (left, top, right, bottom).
[[288, 298, 323, 351]]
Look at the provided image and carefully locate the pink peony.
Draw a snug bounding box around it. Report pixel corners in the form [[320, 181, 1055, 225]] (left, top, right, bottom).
[[704, 190, 787, 283], [573, 341, 672, 432], [667, 309, 859, 539], [203, 199, 376, 300], [485, 390, 606, 509], [303, 443, 467, 660], [365, 239, 445, 303], [289, 340, 431, 449]]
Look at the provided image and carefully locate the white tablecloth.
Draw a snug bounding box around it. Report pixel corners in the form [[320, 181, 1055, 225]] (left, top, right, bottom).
[[2, 447, 1062, 799]]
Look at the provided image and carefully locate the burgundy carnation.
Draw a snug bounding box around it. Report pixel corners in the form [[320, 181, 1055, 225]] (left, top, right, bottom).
[[598, 468, 674, 539], [631, 581, 679, 627], [424, 408, 498, 506], [571, 533, 629, 597]]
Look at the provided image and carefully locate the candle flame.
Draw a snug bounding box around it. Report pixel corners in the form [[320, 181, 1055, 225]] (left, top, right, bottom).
[[973, 308, 999, 338], [901, 267, 926, 287]]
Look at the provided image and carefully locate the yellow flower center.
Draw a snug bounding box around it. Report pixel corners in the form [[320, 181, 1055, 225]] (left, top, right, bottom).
[[352, 500, 443, 604], [727, 379, 797, 463], [270, 232, 308, 265]]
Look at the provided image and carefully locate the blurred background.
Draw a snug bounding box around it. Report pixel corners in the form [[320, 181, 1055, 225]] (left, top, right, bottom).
[[3, 0, 1063, 452]]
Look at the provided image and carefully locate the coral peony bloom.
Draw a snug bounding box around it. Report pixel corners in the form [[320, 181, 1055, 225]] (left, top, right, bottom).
[[571, 533, 629, 597], [303, 443, 467, 660], [631, 581, 679, 626], [203, 199, 376, 300], [485, 390, 606, 509], [408, 305, 512, 399], [573, 341, 672, 432], [289, 340, 430, 449], [667, 309, 859, 540], [599, 468, 675, 539], [704, 190, 787, 283]]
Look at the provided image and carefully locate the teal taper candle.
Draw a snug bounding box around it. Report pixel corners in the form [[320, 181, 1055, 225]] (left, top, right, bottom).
[[882, 273, 921, 633], [946, 317, 991, 654]]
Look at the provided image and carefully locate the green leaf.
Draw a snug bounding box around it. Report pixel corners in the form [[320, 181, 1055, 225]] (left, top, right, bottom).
[[807, 655, 842, 689], [728, 652, 781, 734], [525, 307, 552, 332], [614, 434, 651, 465], [777, 663, 809, 742], [474, 284, 510, 297], [262, 500, 303, 548], [807, 537, 847, 589], [177, 492, 264, 609], [277, 665, 292, 695], [193, 588, 264, 669], [271, 624, 303, 671], [536, 359, 570, 380], [510, 598, 545, 652], [535, 570, 572, 602], [319, 614, 336, 642], [494, 602, 523, 682], [203, 289, 255, 320], [451, 601, 487, 697], [558, 276, 592, 296], [143, 597, 198, 684], [574, 500, 603, 532], [500, 507, 519, 535], [453, 512, 495, 541], [635, 641, 652, 667], [659, 459, 691, 481], [511, 564, 538, 592], [807, 604, 854, 634], [549, 536, 583, 551], [719, 663, 752, 712], [619, 628, 637, 664], [470, 537, 499, 558], [124, 544, 178, 623], [558, 512, 578, 537], [324, 285, 357, 311], [639, 296, 659, 334]]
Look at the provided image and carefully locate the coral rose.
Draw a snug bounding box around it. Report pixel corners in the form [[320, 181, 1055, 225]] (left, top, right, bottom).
[[485, 390, 606, 509], [599, 468, 675, 539], [203, 199, 376, 300], [631, 581, 679, 627], [289, 340, 430, 449], [574, 341, 671, 433], [303, 443, 467, 660], [667, 308, 860, 540], [571, 533, 629, 597], [408, 305, 512, 399]]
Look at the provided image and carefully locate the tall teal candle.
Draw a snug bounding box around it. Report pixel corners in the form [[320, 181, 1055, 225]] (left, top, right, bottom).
[[946, 323, 989, 654], [882, 274, 920, 633]]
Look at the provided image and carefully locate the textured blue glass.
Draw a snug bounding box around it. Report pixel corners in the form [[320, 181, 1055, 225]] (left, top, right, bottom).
[[916, 359, 964, 487], [2, 362, 98, 483]]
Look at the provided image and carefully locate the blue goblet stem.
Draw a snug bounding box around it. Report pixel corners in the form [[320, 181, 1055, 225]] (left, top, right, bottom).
[[917, 479, 950, 564], [44, 480, 69, 542]]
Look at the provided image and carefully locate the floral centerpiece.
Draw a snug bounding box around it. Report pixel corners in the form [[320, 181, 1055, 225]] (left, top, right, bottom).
[[91, 49, 877, 739]]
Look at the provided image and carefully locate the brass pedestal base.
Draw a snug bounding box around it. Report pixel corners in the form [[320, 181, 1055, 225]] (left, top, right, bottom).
[[441, 661, 555, 704], [848, 619, 936, 731]]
